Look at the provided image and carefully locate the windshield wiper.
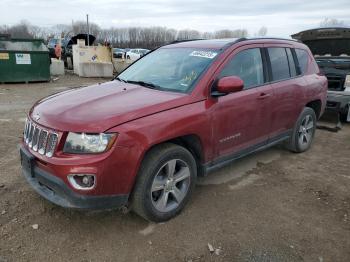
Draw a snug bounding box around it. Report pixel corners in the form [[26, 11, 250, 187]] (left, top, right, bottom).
[[125, 80, 161, 89], [115, 77, 127, 83]]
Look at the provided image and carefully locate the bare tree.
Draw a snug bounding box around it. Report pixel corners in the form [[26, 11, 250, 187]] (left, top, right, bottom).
[[1, 20, 33, 38], [256, 26, 268, 37], [320, 18, 346, 27], [72, 21, 101, 36], [0, 21, 252, 49], [202, 31, 214, 39], [51, 24, 73, 38], [177, 29, 201, 40], [214, 29, 235, 38], [213, 29, 248, 38]]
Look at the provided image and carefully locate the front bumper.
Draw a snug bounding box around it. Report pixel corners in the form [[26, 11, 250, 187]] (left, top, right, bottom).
[[20, 145, 128, 210], [327, 91, 350, 110], [326, 91, 350, 121]]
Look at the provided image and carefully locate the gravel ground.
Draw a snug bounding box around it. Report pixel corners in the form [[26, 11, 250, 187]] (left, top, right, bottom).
[[0, 75, 349, 262]]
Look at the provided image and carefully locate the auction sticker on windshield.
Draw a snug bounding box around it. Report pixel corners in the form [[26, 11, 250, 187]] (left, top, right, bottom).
[[189, 51, 217, 59]]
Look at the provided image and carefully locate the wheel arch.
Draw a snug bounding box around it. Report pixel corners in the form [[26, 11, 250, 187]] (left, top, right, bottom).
[[146, 134, 205, 176], [306, 99, 322, 119], [167, 134, 204, 173], [130, 134, 205, 195]]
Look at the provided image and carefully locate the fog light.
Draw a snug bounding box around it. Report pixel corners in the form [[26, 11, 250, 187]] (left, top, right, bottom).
[[68, 174, 96, 190]]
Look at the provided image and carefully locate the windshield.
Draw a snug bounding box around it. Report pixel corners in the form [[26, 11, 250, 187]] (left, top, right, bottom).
[[117, 47, 219, 93]]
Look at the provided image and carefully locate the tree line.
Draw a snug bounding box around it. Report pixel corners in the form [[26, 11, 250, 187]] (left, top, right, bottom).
[[0, 21, 268, 49], [1, 18, 347, 49]]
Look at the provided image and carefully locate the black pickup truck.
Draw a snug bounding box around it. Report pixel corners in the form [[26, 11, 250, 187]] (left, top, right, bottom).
[[292, 27, 350, 122]]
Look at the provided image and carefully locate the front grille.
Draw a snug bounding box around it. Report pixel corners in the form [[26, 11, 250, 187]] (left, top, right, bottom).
[[37, 130, 48, 155], [23, 118, 58, 158]]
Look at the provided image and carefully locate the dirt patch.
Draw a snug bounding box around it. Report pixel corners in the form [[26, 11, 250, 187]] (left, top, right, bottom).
[[0, 75, 350, 261]]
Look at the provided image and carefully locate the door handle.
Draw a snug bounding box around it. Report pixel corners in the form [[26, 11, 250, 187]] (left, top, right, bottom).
[[257, 93, 271, 99]]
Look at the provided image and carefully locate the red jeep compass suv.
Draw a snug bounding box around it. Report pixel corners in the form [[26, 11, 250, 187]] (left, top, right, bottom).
[[20, 38, 327, 222]]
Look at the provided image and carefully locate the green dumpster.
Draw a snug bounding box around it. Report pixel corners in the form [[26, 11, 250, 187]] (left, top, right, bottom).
[[0, 38, 50, 83]]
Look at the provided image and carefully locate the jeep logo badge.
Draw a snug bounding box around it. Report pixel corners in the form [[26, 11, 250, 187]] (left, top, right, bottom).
[[34, 113, 40, 121]]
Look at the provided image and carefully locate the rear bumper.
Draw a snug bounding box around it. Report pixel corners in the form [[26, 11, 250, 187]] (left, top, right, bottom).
[[20, 145, 128, 210]]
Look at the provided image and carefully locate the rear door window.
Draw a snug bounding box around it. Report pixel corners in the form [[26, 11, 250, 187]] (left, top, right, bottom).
[[219, 48, 264, 89], [267, 48, 290, 81], [295, 49, 309, 75]]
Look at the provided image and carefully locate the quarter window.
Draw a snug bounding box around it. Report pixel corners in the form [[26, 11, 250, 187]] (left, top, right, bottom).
[[267, 48, 290, 81], [219, 48, 264, 89], [295, 49, 309, 75]]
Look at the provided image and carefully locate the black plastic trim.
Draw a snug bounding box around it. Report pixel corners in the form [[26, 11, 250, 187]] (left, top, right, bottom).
[[203, 130, 292, 175], [261, 48, 272, 83], [168, 39, 205, 45]]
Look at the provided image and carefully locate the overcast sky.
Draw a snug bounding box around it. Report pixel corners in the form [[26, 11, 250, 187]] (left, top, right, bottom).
[[1, 0, 350, 37]]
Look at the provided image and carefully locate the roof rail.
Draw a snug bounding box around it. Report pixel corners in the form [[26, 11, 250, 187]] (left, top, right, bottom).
[[168, 39, 205, 45], [246, 37, 299, 43], [221, 37, 247, 49], [168, 37, 248, 50]]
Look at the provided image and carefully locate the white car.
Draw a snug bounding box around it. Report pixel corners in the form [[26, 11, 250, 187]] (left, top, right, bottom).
[[126, 49, 150, 61]]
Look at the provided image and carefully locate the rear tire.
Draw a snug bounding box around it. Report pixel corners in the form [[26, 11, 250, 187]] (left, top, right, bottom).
[[286, 107, 317, 153], [131, 143, 197, 222]]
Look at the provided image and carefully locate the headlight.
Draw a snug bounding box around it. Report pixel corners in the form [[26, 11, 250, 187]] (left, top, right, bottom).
[[63, 132, 117, 154], [345, 75, 350, 91]]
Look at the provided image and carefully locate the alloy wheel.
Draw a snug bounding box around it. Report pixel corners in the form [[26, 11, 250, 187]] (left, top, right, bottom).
[[298, 114, 314, 147], [151, 159, 191, 213]]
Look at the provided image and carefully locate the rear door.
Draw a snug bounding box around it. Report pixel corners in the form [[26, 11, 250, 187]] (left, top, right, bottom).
[[264, 45, 304, 139], [212, 45, 273, 158]]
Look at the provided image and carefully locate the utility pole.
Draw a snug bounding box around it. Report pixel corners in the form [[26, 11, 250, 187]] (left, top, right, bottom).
[[86, 14, 90, 46]]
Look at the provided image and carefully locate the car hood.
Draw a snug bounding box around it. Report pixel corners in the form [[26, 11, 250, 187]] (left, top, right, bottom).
[[30, 81, 190, 133]]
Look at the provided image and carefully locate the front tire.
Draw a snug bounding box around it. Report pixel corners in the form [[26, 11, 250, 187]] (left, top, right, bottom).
[[340, 104, 350, 123], [287, 107, 317, 153], [131, 143, 197, 222]]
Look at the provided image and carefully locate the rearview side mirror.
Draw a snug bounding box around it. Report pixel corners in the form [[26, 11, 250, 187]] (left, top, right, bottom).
[[212, 76, 244, 97]]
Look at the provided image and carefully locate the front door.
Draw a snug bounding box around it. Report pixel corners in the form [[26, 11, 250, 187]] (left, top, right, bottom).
[[212, 45, 273, 159]]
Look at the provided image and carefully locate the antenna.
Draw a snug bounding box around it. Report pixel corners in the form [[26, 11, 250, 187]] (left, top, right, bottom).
[[86, 14, 90, 46]]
